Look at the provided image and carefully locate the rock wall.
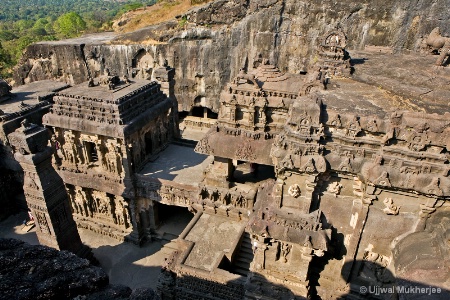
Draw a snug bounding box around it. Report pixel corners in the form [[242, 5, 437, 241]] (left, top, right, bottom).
[[13, 0, 450, 112]]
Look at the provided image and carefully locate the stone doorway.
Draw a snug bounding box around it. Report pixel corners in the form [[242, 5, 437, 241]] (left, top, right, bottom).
[[154, 203, 193, 238]]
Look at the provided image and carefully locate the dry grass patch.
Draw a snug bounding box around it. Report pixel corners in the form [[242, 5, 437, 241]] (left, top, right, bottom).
[[115, 0, 213, 33]]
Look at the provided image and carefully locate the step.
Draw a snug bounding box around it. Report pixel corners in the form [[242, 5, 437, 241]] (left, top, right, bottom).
[[242, 239, 252, 245], [161, 240, 179, 252], [234, 260, 251, 270], [235, 259, 251, 268], [241, 244, 252, 250], [236, 252, 254, 261], [242, 234, 251, 240], [235, 255, 252, 263], [231, 266, 249, 276], [240, 247, 254, 255], [171, 138, 197, 148]]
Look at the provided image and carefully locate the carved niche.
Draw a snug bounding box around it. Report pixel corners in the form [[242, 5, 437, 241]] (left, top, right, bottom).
[[62, 131, 78, 165], [113, 196, 131, 229], [104, 140, 122, 174]]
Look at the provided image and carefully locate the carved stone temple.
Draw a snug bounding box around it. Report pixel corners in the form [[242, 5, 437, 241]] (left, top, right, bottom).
[[41, 70, 178, 243], [7, 120, 92, 259], [1, 20, 449, 300]]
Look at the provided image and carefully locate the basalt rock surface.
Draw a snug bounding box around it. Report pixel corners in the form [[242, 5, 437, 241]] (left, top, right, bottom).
[[0, 238, 159, 300], [13, 0, 450, 113]]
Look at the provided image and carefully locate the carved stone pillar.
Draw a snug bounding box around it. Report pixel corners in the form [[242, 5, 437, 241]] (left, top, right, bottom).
[[154, 62, 179, 138], [303, 175, 318, 213], [127, 197, 143, 245], [8, 120, 94, 261], [147, 200, 159, 233]]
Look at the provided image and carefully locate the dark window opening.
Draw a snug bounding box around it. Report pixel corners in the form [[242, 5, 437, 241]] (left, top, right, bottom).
[[145, 132, 153, 155], [178, 111, 189, 122], [189, 106, 218, 119], [235, 108, 244, 121], [85, 142, 98, 163], [207, 109, 218, 119], [132, 49, 146, 68], [191, 106, 204, 118]]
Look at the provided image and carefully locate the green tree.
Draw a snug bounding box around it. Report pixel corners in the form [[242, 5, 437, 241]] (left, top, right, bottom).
[[0, 42, 8, 63], [0, 30, 17, 41], [33, 18, 49, 30], [14, 19, 33, 33], [53, 12, 86, 38], [31, 18, 49, 36], [0, 41, 12, 77], [14, 36, 36, 59]]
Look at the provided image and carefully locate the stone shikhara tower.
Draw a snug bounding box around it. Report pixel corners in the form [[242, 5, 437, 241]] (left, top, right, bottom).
[[8, 120, 92, 258]]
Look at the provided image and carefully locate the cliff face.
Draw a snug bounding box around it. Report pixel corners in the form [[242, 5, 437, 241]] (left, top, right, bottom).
[[13, 0, 450, 112]]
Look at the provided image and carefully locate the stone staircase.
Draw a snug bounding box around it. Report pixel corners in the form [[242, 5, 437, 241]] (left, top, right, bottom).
[[231, 232, 254, 276]]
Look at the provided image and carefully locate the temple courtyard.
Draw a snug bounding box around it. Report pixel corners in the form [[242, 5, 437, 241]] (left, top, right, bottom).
[[0, 210, 193, 290]]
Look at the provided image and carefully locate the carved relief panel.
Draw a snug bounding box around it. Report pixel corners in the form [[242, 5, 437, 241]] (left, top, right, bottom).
[[69, 185, 131, 230], [104, 139, 123, 175], [62, 130, 79, 166], [113, 196, 131, 229]]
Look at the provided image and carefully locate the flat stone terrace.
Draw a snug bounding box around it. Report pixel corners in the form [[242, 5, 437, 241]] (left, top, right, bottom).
[[183, 213, 245, 271], [0, 80, 69, 114], [56, 79, 159, 103], [139, 143, 213, 186], [320, 50, 450, 117], [36, 32, 117, 45]]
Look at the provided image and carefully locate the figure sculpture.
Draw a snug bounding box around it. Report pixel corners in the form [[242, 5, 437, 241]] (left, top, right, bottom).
[[383, 198, 399, 215], [288, 184, 301, 198], [425, 27, 450, 66]]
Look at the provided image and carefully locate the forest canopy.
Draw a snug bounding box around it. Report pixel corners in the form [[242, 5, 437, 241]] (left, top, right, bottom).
[[0, 0, 156, 79]]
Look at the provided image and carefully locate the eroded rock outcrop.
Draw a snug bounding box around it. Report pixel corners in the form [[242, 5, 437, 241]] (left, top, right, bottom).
[[0, 238, 159, 300]]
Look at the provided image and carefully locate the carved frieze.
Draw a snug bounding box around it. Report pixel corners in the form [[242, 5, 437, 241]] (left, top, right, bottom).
[[235, 142, 257, 161]]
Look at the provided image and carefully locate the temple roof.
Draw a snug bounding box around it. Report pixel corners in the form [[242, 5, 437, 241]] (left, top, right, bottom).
[[253, 64, 301, 95], [0, 80, 68, 115], [43, 79, 172, 138]]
